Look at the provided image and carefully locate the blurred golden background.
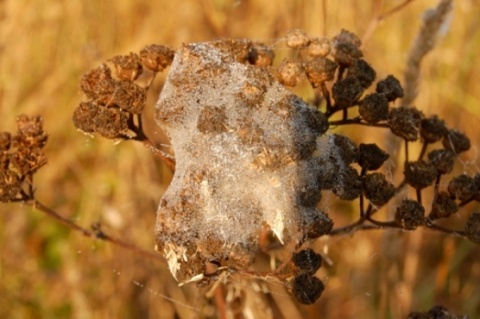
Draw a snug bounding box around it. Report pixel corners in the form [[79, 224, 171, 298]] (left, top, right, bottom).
[[1, 0, 479, 318]]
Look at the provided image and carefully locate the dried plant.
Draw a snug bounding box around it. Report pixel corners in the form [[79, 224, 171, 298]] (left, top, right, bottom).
[[2, 22, 478, 317]]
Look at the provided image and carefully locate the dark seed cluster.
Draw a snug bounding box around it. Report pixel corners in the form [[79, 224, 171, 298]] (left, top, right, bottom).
[[74, 45, 175, 139], [0, 115, 48, 202], [408, 305, 467, 319]]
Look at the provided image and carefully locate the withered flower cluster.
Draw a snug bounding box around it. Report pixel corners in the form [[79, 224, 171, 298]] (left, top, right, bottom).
[[0, 115, 48, 202], [277, 29, 480, 249], [73, 45, 175, 139]]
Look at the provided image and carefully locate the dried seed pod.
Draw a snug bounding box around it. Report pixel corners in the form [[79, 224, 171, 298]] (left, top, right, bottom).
[[285, 29, 310, 49], [330, 134, 359, 164], [80, 64, 116, 103], [0, 171, 21, 202], [363, 173, 395, 206], [347, 59, 376, 88], [110, 53, 143, 81], [112, 81, 147, 114], [73, 101, 99, 133], [139, 44, 175, 72], [332, 166, 362, 200], [358, 143, 389, 171], [277, 59, 304, 87], [430, 191, 458, 219], [10, 147, 47, 176], [359, 93, 389, 123], [395, 199, 425, 230], [388, 106, 424, 141], [15, 115, 48, 149], [427, 149, 455, 174], [306, 37, 330, 58], [465, 211, 480, 244], [291, 274, 324, 305], [94, 107, 130, 139], [304, 57, 338, 87], [447, 174, 477, 202], [292, 249, 322, 275], [331, 29, 363, 67], [303, 208, 333, 239], [248, 43, 274, 67], [420, 115, 447, 143], [442, 129, 470, 154], [404, 161, 437, 190], [332, 77, 364, 108], [376, 75, 404, 102]]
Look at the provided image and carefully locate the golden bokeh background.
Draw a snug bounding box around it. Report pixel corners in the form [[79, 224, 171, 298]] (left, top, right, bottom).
[[1, 0, 479, 318]]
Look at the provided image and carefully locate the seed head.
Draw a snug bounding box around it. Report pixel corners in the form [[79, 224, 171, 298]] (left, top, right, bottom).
[[404, 161, 437, 190], [447, 174, 477, 202], [306, 37, 331, 58], [359, 93, 389, 124], [292, 249, 322, 275], [358, 143, 389, 171], [330, 134, 359, 164], [111, 81, 147, 114], [110, 53, 143, 81], [331, 29, 363, 67], [0, 171, 21, 202], [303, 57, 338, 87], [303, 209, 333, 239], [291, 274, 324, 305], [80, 64, 115, 103], [376, 75, 404, 102], [139, 44, 175, 72], [430, 191, 458, 219], [347, 59, 376, 88], [388, 106, 424, 141], [363, 173, 395, 206], [427, 149, 455, 175], [332, 166, 362, 200], [277, 59, 304, 87], [332, 77, 364, 108], [442, 129, 470, 154], [395, 199, 425, 230], [285, 29, 310, 49], [420, 115, 447, 143]]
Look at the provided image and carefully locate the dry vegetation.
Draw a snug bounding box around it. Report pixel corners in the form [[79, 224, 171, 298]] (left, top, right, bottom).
[[1, 0, 480, 318]]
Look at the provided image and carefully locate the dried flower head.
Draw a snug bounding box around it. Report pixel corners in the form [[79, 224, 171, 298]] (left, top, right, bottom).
[[332, 77, 364, 108], [291, 274, 324, 305], [404, 161, 437, 190], [359, 93, 389, 124], [277, 59, 304, 87], [427, 149, 455, 175], [292, 249, 322, 275], [430, 191, 458, 219], [395, 199, 425, 230], [139, 44, 175, 72], [347, 59, 376, 88], [420, 115, 447, 143], [285, 29, 310, 49], [0, 132, 12, 151], [110, 53, 143, 81], [363, 173, 395, 206], [332, 166, 362, 200], [388, 106, 424, 141], [358, 143, 389, 171], [331, 29, 363, 67], [306, 37, 331, 58], [0, 171, 21, 202], [303, 57, 338, 87], [80, 64, 115, 104], [442, 129, 471, 154], [376, 75, 404, 102], [447, 174, 477, 202]]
